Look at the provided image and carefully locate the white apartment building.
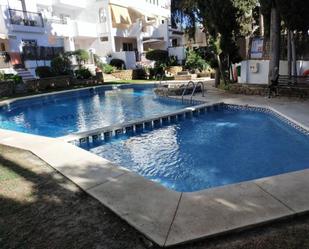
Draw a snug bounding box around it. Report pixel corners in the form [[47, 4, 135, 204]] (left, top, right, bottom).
[[0, 0, 184, 77]]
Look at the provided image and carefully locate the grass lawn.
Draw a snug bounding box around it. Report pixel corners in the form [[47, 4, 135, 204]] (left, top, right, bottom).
[[1, 144, 309, 249]]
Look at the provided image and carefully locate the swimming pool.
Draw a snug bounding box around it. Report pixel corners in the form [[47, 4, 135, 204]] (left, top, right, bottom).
[[81, 105, 309, 192], [0, 84, 191, 137]]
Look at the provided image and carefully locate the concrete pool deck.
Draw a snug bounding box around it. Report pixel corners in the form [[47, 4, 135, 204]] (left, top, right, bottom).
[[1, 86, 309, 247]]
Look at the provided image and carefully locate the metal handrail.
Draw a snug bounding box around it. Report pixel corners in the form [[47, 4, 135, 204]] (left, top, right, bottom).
[[181, 81, 195, 103], [155, 74, 165, 87], [190, 81, 205, 103], [8, 8, 44, 27]]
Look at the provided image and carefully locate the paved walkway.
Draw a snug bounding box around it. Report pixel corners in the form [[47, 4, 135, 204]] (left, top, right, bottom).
[[186, 83, 309, 129]]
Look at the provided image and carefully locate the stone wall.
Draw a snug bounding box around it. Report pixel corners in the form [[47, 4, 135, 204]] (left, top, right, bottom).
[[112, 69, 146, 80], [166, 66, 183, 76], [228, 84, 268, 96], [26, 76, 72, 92], [0, 80, 14, 97]]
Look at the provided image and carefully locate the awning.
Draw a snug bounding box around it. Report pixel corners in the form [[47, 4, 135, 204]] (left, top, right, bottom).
[[0, 33, 8, 39], [143, 38, 165, 44], [110, 4, 132, 25]]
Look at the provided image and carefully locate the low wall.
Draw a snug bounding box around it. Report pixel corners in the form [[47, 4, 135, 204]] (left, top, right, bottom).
[[0, 80, 14, 97], [228, 83, 268, 96], [112, 69, 146, 80], [166, 66, 183, 76], [26, 75, 72, 92], [239, 60, 309, 84]]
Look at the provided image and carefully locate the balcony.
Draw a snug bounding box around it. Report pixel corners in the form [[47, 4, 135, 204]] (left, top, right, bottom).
[[9, 9, 44, 33], [73, 21, 98, 38], [48, 18, 73, 37], [53, 0, 87, 9]]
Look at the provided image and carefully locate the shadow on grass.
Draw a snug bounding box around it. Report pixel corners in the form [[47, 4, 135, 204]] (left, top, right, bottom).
[[0, 146, 150, 249]]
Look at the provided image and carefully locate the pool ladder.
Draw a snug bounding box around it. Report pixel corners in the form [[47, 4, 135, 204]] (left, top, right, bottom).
[[155, 74, 166, 88], [182, 81, 205, 104]]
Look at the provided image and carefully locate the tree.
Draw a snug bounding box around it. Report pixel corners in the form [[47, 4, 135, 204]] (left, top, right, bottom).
[[267, 0, 281, 84], [172, 0, 253, 86], [277, 0, 309, 77], [260, 0, 309, 81]]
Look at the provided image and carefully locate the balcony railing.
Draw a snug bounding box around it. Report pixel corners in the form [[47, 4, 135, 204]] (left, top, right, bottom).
[[9, 9, 44, 27]]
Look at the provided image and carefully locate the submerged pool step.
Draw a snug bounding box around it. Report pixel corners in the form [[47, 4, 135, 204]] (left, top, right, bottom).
[[66, 103, 225, 146]]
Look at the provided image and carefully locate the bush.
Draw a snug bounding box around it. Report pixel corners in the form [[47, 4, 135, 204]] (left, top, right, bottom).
[[10, 75, 23, 84], [65, 49, 90, 68], [74, 49, 90, 65], [102, 64, 115, 74], [185, 49, 210, 72], [51, 55, 71, 76], [133, 69, 147, 79], [74, 68, 92, 79], [167, 56, 179, 66], [110, 59, 126, 70], [0, 73, 22, 84], [146, 50, 169, 63], [35, 66, 55, 78], [148, 67, 165, 79]]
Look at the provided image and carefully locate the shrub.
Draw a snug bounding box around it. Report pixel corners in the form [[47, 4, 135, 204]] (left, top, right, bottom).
[[185, 49, 210, 72], [51, 55, 71, 76], [133, 68, 147, 79], [110, 59, 126, 70], [74, 68, 92, 79], [167, 56, 179, 66], [101, 64, 115, 74], [74, 49, 90, 65], [10, 75, 23, 84], [146, 50, 169, 63], [0, 73, 22, 84], [35, 66, 55, 78], [66, 49, 90, 68]]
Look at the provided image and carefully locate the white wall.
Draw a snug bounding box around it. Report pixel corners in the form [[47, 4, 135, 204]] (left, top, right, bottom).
[[239, 60, 309, 84], [168, 46, 185, 62], [112, 51, 136, 69]]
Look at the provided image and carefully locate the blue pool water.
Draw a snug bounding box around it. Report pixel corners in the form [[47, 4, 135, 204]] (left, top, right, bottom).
[[81, 108, 309, 192], [0, 84, 190, 137]]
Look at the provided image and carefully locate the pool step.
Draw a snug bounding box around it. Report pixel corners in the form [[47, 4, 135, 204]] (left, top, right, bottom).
[[64, 103, 225, 146]]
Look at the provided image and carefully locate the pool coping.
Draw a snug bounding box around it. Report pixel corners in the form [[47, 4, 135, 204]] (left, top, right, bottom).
[[1, 93, 309, 246]]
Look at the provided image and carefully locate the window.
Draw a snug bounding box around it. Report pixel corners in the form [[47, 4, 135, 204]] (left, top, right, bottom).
[[100, 36, 109, 42], [172, 39, 178, 47], [123, 43, 133, 51], [22, 40, 37, 47], [99, 8, 107, 23], [0, 43, 6, 51], [60, 14, 70, 24]]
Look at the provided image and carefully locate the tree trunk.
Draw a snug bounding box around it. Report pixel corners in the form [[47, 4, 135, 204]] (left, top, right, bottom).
[[215, 68, 220, 87], [291, 31, 297, 77], [287, 30, 292, 77], [217, 54, 226, 85], [268, 1, 281, 85], [259, 8, 264, 37]]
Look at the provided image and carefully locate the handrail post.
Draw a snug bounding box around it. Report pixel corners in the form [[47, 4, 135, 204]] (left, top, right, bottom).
[[182, 81, 195, 103]]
